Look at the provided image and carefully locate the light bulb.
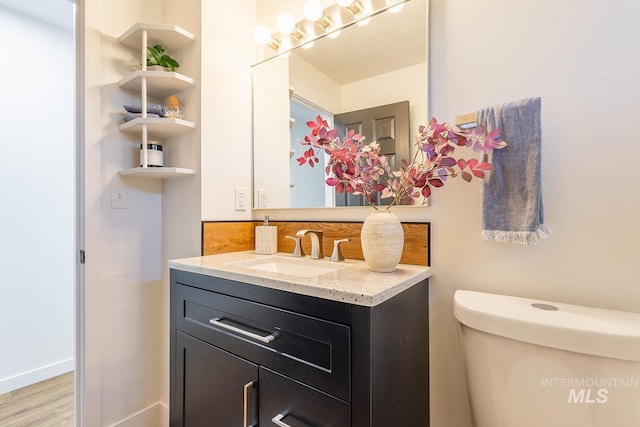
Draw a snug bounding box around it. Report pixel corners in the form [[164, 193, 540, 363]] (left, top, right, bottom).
[[254, 25, 271, 45], [327, 29, 341, 38], [302, 41, 314, 49], [386, 0, 404, 13], [357, 17, 371, 26], [337, 0, 354, 6], [277, 13, 295, 34], [304, 0, 324, 21]]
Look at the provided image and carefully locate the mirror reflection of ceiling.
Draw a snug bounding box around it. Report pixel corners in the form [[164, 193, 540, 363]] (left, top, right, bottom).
[[291, 0, 427, 85]]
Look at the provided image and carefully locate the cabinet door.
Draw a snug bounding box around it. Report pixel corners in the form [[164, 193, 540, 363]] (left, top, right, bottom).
[[172, 332, 258, 427], [259, 367, 350, 427]]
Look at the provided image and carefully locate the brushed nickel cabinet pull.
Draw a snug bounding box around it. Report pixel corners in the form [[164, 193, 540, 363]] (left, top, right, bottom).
[[209, 318, 276, 343], [243, 381, 254, 427], [272, 413, 312, 427]]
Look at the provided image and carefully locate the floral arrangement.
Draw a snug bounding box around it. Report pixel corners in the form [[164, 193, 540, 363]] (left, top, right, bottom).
[[297, 116, 507, 209]]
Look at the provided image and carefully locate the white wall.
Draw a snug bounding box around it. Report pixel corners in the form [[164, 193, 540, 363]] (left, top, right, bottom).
[[0, 5, 75, 394], [200, 0, 255, 220], [427, 0, 640, 426], [160, 0, 201, 419], [82, 0, 171, 425]]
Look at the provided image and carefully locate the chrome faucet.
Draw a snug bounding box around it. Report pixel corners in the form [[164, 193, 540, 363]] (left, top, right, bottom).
[[296, 229, 324, 259]]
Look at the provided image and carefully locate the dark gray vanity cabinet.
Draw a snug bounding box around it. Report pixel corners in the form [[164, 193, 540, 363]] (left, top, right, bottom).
[[170, 269, 429, 427]]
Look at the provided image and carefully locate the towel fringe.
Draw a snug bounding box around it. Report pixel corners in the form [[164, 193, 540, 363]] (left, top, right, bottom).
[[481, 227, 549, 245]]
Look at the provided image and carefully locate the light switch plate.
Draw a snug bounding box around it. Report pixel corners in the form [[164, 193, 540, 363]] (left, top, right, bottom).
[[111, 182, 128, 209]]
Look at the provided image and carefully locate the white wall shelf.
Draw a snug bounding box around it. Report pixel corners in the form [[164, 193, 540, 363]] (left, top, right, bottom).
[[119, 117, 197, 138], [118, 71, 196, 100], [118, 167, 196, 178], [118, 23, 195, 53], [116, 22, 197, 179]]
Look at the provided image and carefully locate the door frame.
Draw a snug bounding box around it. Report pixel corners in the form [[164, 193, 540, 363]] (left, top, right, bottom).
[[74, 0, 85, 424]]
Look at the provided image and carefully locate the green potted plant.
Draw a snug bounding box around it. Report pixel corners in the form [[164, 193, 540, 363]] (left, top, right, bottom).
[[146, 44, 180, 71]]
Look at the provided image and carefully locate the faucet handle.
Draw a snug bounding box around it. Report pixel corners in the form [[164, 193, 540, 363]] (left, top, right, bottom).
[[330, 238, 350, 262], [286, 235, 305, 258]]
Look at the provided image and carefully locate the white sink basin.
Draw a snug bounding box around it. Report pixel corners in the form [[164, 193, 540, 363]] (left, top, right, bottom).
[[228, 256, 348, 278]]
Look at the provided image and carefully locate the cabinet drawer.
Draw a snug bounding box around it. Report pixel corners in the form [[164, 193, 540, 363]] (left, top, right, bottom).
[[174, 284, 351, 401], [260, 367, 350, 427]]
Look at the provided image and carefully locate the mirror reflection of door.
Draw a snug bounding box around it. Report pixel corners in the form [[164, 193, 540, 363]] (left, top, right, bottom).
[[334, 100, 410, 207]]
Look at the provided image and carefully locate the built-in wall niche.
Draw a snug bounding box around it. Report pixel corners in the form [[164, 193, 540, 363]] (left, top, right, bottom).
[[252, 0, 427, 209]]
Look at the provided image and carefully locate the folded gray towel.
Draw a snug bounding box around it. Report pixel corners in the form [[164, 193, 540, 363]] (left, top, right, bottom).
[[477, 97, 549, 244], [124, 104, 164, 116], [123, 112, 161, 122]]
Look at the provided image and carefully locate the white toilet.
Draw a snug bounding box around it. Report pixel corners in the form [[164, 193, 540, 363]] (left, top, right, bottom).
[[454, 290, 640, 427]]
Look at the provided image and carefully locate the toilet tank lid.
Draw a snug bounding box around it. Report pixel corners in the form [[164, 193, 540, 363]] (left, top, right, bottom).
[[454, 290, 640, 362]]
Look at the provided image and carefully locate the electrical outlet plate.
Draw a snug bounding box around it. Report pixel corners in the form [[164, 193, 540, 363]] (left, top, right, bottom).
[[258, 189, 269, 208], [235, 187, 247, 211]]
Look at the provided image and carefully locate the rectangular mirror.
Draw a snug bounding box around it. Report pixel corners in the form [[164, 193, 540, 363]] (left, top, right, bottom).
[[252, 0, 428, 209]]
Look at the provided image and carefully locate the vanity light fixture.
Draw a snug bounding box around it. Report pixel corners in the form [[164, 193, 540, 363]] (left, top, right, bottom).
[[254, 24, 280, 50], [336, 0, 363, 15], [277, 13, 296, 34], [304, 0, 334, 32], [337, 0, 370, 26], [304, 0, 324, 21], [255, 0, 408, 57], [277, 12, 307, 45]]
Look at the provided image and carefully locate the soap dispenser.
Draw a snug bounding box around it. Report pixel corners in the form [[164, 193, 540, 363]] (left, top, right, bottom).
[[255, 215, 278, 255]]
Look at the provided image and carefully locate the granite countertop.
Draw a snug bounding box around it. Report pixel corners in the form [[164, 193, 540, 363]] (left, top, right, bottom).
[[169, 251, 432, 307]]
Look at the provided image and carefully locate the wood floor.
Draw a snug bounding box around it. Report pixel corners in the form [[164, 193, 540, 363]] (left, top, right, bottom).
[[0, 372, 74, 426]]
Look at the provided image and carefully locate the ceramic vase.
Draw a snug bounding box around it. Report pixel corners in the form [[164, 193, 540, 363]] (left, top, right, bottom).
[[360, 209, 404, 272]]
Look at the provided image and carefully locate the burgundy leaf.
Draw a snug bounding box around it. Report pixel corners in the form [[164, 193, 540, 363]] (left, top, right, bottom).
[[421, 185, 432, 198]]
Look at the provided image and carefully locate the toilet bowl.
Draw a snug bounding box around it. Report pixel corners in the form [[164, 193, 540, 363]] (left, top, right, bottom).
[[454, 290, 640, 427]]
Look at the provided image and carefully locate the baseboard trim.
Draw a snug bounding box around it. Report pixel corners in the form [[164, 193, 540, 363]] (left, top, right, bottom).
[[108, 401, 169, 427], [0, 358, 74, 395]]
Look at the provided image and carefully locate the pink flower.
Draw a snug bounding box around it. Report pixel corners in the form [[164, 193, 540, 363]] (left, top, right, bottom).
[[298, 115, 507, 209]]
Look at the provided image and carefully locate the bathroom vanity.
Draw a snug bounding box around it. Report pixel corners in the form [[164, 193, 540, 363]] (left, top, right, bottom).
[[169, 252, 431, 426]]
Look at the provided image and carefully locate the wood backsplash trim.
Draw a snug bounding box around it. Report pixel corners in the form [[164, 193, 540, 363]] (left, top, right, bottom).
[[201, 222, 255, 255], [202, 221, 430, 266]]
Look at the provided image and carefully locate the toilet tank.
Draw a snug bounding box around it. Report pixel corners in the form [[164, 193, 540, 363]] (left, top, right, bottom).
[[454, 290, 640, 427]]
